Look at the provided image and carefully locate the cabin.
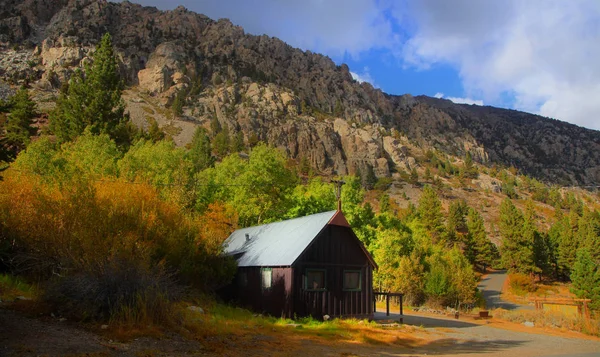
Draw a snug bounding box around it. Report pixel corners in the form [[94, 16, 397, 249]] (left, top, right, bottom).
[[222, 210, 377, 319]]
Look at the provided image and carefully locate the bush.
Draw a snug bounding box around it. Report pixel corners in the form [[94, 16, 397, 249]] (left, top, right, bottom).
[[44, 260, 181, 324], [509, 273, 536, 295], [0, 170, 236, 322]]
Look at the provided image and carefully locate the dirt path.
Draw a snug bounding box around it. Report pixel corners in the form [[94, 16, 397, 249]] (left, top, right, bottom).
[[478, 269, 533, 310], [0, 307, 204, 357]]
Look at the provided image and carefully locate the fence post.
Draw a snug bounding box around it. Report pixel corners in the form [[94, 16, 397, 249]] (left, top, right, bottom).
[[386, 295, 390, 316]]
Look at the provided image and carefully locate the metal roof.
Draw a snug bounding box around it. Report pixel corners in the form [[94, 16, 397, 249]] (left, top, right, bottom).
[[223, 210, 337, 267]]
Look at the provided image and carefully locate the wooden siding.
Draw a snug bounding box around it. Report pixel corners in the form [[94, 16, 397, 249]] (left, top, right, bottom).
[[293, 225, 374, 319], [231, 266, 294, 318]]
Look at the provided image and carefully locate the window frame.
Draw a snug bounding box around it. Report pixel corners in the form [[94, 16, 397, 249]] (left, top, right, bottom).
[[261, 267, 272, 290], [304, 268, 327, 291], [342, 269, 362, 292]]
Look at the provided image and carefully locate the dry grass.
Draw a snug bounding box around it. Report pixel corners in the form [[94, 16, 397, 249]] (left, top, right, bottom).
[[493, 308, 600, 336], [142, 106, 155, 115], [162, 122, 182, 137], [177, 301, 422, 353], [503, 274, 576, 305]]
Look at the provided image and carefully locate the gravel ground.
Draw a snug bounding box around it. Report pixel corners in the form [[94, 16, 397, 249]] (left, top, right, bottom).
[[2, 304, 599, 357]]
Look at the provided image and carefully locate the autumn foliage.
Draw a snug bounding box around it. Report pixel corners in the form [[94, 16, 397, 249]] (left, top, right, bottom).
[[0, 170, 235, 322]]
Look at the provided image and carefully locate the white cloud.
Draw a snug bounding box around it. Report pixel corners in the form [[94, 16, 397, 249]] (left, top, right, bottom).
[[434, 92, 483, 106], [396, 0, 600, 130], [129, 0, 399, 58], [350, 67, 378, 87], [127, 0, 600, 130], [446, 97, 484, 106]]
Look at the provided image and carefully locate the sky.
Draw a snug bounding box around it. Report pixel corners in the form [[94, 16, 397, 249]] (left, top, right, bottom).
[[126, 0, 600, 131]]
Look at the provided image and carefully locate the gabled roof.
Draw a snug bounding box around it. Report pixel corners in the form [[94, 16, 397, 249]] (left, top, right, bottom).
[[223, 210, 367, 267]]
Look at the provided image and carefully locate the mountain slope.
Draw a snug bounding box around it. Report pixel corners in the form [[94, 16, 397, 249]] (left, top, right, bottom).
[[1, 0, 599, 185]]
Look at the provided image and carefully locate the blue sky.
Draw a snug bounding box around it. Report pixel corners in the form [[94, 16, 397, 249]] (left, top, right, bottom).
[[126, 0, 600, 130]]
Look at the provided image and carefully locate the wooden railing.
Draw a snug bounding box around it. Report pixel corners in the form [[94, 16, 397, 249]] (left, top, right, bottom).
[[530, 298, 592, 318], [374, 292, 403, 322]]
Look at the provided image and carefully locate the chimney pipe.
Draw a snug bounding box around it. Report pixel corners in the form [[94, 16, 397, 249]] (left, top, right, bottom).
[[245, 233, 250, 242], [332, 179, 345, 212]]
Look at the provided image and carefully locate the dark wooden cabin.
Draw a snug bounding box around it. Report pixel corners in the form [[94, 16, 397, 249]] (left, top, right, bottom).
[[222, 210, 377, 319]]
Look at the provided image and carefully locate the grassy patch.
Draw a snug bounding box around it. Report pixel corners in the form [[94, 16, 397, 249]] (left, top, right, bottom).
[[162, 123, 182, 137], [0, 273, 35, 301], [142, 106, 155, 115], [179, 301, 420, 353]]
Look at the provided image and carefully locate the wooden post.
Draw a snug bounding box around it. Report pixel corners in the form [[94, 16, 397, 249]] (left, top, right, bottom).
[[386, 295, 390, 316], [400, 295, 403, 316], [373, 296, 376, 313]]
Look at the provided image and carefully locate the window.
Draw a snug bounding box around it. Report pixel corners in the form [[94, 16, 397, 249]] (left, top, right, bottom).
[[305, 269, 326, 291], [261, 268, 272, 289], [343, 270, 361, 291]]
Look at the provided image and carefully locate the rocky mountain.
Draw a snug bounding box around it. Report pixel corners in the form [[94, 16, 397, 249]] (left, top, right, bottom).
[[1, 0, 599, 186]]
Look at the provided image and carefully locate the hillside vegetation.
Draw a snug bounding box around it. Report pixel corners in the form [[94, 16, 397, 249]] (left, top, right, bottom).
[[0, 33, 599, 331]]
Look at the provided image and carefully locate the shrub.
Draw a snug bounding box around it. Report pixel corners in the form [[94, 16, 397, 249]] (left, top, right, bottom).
[[509, 273, 536, 295], [0, 170, 236, 322], [44, 260, 181, 324]]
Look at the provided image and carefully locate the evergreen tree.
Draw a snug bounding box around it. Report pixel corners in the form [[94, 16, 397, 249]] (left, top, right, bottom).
[[361, 164, 377, 190], [147, 119, 164, 143], [578, 208, 600, 261], [379, 193, 391, 214], [50, 33, 125, 143], [187, 127, 213, 173], [5, 88, 37, 155], [467, 207, 496, 271], [556, 209, 581, 278], [418, 185, 445, 243], [499, 198, 536, 275], [171, 89, 185, 117], [424, 167, 432, 182], [209, 115, 221, 136], [570, 248, 600, 310], [213, 124, 231, 157], [410, 167, 419, 185], [523, 201, 547, 279], [461, 151, 478, 179], [230, 131, 245, 153], [446, 200, 468, 245]]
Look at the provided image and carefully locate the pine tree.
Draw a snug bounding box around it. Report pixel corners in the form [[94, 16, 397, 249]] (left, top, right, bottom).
[[447, 200, 468, 234], [461, 151, 478, 179], [410, 167, 419, 185], [171, 89, 186, 117], [467, 207, 496, 271], [556, 209, 581, 279], [230, 131, 245, 153], [499, 198, 536, 275], [424, 167, 432, 181], [212, 124, 230, 157], [418, 185, 445, 243], [570, 248, 600, 310], [50, 33, 125, 143], [5, 88, 37, 155], [147, 119, 164, 143], [187, 127, 213, 173]]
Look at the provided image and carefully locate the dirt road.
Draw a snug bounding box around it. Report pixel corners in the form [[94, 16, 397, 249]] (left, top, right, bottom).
[[478, 269, 533, 310]]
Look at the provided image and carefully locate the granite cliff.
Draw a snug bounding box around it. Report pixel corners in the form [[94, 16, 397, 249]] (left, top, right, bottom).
[[1, 0, 599, 185]]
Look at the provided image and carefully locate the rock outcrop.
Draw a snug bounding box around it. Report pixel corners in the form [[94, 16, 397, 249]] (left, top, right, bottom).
[[0, 0, 599, 185]]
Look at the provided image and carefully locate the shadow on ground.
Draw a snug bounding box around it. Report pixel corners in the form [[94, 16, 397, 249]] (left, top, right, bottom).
[[373, 338, 528, 356], [374, 312, 478, 328]]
